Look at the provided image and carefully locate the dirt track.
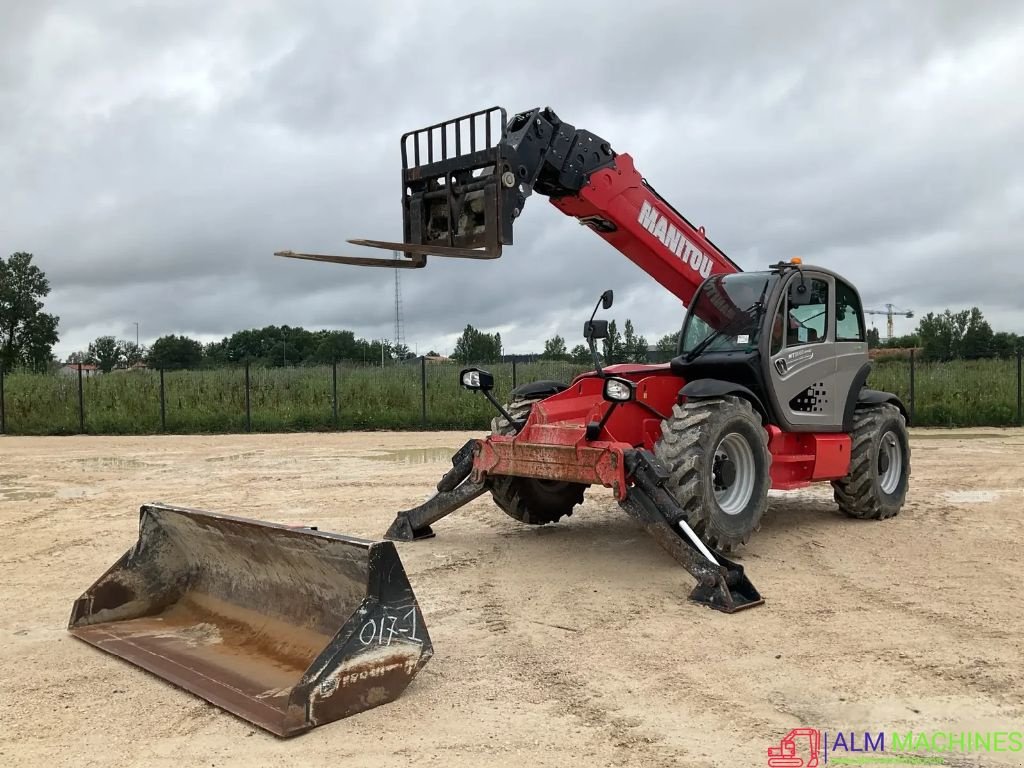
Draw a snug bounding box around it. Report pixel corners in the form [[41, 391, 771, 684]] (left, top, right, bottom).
[[1, 430, 1022, 767]]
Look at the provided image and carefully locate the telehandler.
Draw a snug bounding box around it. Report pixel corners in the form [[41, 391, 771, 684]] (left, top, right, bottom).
[[280, 105, 911, 613]]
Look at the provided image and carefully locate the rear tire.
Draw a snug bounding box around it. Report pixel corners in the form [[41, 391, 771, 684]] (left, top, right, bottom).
[[488, 397, 587, 525], [654, 396, 771, 552], [832, 404, 910, 519]]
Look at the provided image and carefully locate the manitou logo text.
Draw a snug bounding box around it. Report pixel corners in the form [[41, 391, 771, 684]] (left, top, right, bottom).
[[637, 200, 713, 279]]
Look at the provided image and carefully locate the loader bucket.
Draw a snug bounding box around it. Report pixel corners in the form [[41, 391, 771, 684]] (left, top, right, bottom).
[[68, 503, 433, 737]]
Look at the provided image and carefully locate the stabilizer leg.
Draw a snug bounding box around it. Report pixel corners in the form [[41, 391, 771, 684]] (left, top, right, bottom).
[[620, 450, 763, 613], [384, 440, 487, 541]]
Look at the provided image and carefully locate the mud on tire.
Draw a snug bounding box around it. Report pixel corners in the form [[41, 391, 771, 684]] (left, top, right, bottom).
[[654, 395, 771, 552], [487, 398, 587, 525], [832, 404, 910, 520]]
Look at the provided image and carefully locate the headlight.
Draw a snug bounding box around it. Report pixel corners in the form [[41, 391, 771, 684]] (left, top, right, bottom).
[[459, 367, 494, 392], [603, 377, 634, 402]]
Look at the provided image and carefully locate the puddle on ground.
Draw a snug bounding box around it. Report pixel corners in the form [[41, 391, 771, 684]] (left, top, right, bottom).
[[366, 447, 459, 465], [73, 457, 152, 469], [0, 489, 52, 501], [943, 490, 1002, 503], [57, 486, 96, 499], [205, 451, 261, 463], [916, 433, 1010, 441]]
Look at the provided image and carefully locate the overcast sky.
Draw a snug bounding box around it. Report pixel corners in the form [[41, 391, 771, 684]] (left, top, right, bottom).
[[3, 0, 1022, 359]]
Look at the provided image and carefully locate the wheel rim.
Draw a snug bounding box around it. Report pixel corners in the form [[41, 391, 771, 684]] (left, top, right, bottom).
[[712, 432, 756, 515], [878, 430, 903, 494]]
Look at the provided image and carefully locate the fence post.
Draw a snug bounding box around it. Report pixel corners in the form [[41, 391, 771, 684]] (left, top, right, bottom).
[[332, 361, 339, 428], [908, 349, 916, 425], [77, 363, 85, 434], [512, 358, 517, 390], [0, 365, 5, 435], [159, 368, 166, 431], [420, 356, 427, 427], [244, 361, 252, 433], [1017, 349, 1022, 426]]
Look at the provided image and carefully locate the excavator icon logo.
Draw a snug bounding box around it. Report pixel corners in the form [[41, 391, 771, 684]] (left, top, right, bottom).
[[767, 729, 821, 767]]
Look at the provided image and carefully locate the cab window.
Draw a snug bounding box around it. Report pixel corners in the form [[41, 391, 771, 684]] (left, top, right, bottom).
[[835, 280, 865, 342], [770, 277, 829, 353]]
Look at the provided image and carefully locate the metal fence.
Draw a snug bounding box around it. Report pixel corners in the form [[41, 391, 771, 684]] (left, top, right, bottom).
[[1, 352, 1022, 436]]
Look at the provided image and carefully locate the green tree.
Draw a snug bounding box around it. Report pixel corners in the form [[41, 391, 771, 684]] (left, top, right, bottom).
[[361, 338, 394, 365], [0, 252, 60, 371], [622, 319, 649, 363], [916, 308, 993, 361], [148, 334, 204, 369], [884, 333, 919, 349], [569, 344, 591, 364], [991, 332, 1022, 359], [602, 320, 624, 364], [88, 335, 122, 373], [310, 330, 359, 363], [452, 324, 502, 363], [203, 339, 228, 366], [654, 330, 681, 362], [121, 341, 147, 367], [541, 334, 569, 361], [917, 311, 958, 361], [960, 307, 993, 359], [866, 327, 881, 348], [391, 343, 414, 361]]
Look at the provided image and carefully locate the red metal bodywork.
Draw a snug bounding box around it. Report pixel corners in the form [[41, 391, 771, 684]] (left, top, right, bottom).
[[552, 155, 739, 308], [471, 366, 852, 496], [471, 142, 855, 498]]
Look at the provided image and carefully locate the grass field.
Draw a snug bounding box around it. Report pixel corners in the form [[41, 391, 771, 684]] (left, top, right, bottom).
[[2, 358, 1020, 434]]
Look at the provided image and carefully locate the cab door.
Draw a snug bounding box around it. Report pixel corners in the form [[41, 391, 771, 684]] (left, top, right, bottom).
[[765, 271, 841, 430]]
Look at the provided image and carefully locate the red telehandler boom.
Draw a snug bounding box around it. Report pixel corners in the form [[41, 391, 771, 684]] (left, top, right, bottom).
[[279, 106, 911, 614]]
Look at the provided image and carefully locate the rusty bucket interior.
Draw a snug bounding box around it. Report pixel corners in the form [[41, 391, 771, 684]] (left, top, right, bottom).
[[68, 503, 432, 737]]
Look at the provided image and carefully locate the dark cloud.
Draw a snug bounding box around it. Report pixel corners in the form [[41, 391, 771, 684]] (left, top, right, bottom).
[[2, 0, 1022, 357]]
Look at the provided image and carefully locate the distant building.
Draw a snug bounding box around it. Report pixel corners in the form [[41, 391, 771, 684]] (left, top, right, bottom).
[[60, 363, 101, 378]]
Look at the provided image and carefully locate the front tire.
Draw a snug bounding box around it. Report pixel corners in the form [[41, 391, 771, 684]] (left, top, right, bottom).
[[832, 404, 910, 519], [654, 395, 771, 552], [488, 397, 587, 525]]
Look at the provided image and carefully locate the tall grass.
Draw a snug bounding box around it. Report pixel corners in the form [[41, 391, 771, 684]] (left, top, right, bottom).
[[2, 358, 1018, 435], [868, 357, 1020, 427]]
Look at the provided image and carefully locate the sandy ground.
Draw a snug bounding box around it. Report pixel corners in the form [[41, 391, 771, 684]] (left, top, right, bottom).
[[1, 429, 1022, 767]]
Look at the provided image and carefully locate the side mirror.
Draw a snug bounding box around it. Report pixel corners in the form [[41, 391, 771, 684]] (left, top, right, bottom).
[[584, 320, 609, 340], [788, 280, 816, 307], [459, 367, 494, 392], [601, 290, 614, 310]]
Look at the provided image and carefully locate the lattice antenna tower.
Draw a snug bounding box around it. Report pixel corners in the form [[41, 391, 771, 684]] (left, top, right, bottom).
[[393, 251, 405, 350]]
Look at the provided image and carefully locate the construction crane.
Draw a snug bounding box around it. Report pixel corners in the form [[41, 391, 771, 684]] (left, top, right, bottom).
[[864, 304, 914, 340]]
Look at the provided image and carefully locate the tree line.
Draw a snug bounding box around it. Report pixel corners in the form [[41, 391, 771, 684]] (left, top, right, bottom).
[[539, 320, 651, 364], [66, 329, 425, 372], [3, 252, 1023, 372], [872, 308, 1023, 361]]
